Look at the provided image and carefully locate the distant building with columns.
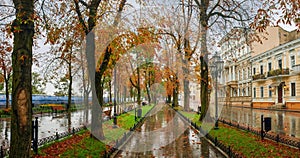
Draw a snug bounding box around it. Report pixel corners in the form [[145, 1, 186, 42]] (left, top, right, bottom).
[[219, 26, 300, 110]]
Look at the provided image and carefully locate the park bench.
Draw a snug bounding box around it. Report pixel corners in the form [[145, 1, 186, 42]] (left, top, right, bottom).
[[51, 105, 65, 112]]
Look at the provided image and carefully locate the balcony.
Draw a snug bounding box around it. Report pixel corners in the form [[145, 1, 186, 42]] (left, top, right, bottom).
[[267, 68, 290, 78], [252, 74, 266, 81], [226, 80, 238, 87], [292, 64, 300, 74]]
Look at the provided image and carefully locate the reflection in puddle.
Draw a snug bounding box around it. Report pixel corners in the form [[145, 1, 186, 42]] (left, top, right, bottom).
[[0, 109, 92, 147], [117, 104, 224, 157], [220, 106, 300, 138]]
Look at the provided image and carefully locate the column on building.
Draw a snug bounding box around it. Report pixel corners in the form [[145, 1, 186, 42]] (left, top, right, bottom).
[[233, 65, 236, 81], [229, 66, 232, 81], [284, 55, 287, 69], [242, 69, 244, 80]]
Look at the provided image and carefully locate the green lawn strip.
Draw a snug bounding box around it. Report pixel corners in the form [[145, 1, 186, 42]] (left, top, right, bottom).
[[59, 104, 154, 157], [102, 119, 127, 145], [178, 110, 201, 126], [179, 110, 300, 157], [209, 124, 300, 158]]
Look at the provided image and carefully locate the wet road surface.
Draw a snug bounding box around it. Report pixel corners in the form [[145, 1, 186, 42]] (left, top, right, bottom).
[[115, 104, 224, 158]]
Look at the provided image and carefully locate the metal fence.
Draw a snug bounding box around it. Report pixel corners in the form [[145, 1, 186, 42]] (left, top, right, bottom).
[[0, 105, 157, 158], [37, 126, 87, 146], [0, 125, 87, 158]]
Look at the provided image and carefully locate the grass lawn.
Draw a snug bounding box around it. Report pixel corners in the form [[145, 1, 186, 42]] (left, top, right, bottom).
[[209, 124, 300, 158], [178, 110, 201, 127], [179, 111, 300, 157], [36, 104, 154, 157]]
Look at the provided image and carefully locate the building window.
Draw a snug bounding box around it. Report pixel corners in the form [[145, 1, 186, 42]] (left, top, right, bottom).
[[253, 88, 256, 98], [269, 86, 272, 97], [248, 87, 250, 96], [291, 56, 295, 68], [268, 62, 272, 71], [291, 83, 296, 96], [253, 68, 256, 75], [278, 59, 282, 69], [260, 87, 264, 98], [260, 65, 263, 74]]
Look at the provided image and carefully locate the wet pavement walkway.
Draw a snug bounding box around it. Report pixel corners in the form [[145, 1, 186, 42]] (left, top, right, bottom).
[[115, 104, 224, 158]]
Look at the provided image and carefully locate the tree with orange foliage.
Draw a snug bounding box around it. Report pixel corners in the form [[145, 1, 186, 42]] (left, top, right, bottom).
[[73, 0, 127, 140], [0, 35, 12, 109], [251, 0, 300, 32]]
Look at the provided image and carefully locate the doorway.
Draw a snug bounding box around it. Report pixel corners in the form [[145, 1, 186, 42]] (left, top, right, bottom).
[[278, 84, 283, 103]]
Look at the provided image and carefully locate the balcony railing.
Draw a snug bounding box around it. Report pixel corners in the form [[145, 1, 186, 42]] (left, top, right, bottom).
[[252, 74, 265, 80], [267, 68, 289, 77], [227, 80, 238, 86], [292, 64, 300, 74]]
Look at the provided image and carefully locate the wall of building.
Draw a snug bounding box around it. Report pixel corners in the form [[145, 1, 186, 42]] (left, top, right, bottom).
[[251, 38, 300, 110]]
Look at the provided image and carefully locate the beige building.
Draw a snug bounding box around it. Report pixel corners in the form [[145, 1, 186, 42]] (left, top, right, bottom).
[[219, 27, 252, 107], [219, 26, 300, 109], [251, 38, 300, 109]]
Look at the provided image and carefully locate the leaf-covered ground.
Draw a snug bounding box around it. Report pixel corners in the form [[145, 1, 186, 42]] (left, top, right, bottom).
[[33, 131, 91, 157], [34, 104, 154, 157]]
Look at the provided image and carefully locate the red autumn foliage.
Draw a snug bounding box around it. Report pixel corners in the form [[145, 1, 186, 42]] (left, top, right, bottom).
[[33, 132, 90, 157]]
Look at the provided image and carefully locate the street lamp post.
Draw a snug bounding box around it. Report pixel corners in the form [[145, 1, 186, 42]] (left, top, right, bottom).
[[209, 52, 224, 130], [134, 104, 137, 121], [113, 66, 118, 127]]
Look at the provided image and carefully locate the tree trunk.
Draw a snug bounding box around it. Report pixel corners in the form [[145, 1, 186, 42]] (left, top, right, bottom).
[[182, 59, 190, 111], [95, 72, 104, 138], [199, 21, 209, 121], [67, 59, 72, 112], [10, 0, 34, 157], [172, 76, 179, 107], [109, 78, 112, 103], [123, 85, 127, 102], [80, 47, 89, 124], [172, 88, 178, 107], [5, 77, 9, 109], [67, 60, 72, 130], [146, 70, 151, 104], [146, 85, 151, 104], [183, 78, 190, 111], [84, 89, 89, 124], [86, 31, 104, 140], [167, 95, 171, 104], [137, 66, 141, 117]]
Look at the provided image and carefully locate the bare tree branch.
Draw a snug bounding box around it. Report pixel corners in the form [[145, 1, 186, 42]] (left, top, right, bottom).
[[73, 0, 88, 34], [78, 0, 89, 7], [0, 4, 14, 8], [0, 14, 14, 22]]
